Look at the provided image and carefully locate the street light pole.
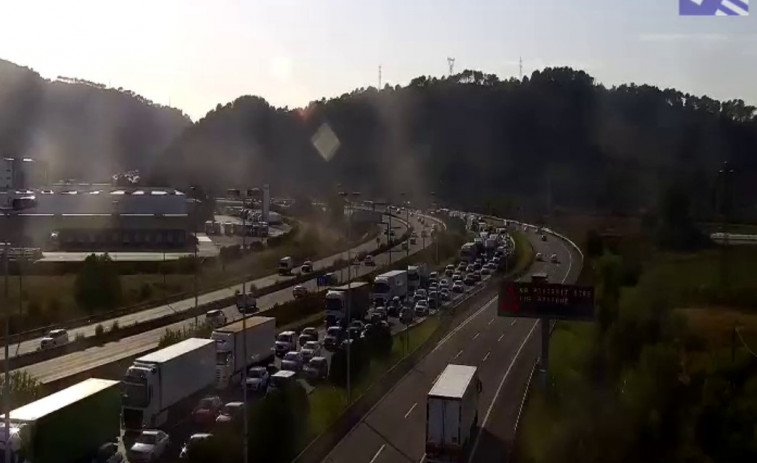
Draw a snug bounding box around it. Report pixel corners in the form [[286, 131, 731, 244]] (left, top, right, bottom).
[[240, 191, 249, 463], [3, 240, 10, 463]]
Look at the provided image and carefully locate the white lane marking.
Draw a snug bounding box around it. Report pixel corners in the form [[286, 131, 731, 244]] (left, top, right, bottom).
[[473, 332, 480, 340], [488, 318, 494, 326], [510, 320, 516, 326], [483, 351, 491, 362], [498, 334, 504, 342], [370, 444, 386, 463], [468, 320, 539, 463], [419, 455, 426, 463], [455, 349, 463, 359], [431, 296, 496, 354], [404, 402, 418, 419]]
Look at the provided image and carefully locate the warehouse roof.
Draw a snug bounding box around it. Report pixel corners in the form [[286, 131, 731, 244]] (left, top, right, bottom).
[[0, 187, 189, 215]]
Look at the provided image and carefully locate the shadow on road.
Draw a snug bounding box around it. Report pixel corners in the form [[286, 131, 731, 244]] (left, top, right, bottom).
[[469, 426, 511, 463]]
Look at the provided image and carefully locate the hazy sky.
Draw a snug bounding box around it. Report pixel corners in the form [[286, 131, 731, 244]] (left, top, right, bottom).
[[1, 0, 755, 121]]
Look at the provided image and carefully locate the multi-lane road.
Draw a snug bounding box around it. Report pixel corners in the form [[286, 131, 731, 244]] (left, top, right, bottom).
[[16, 213, 443, 385], [321, 227, 582, 463]]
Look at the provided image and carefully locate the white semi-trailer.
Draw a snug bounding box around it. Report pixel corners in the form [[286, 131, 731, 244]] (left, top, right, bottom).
[[211, 316, 276, 389], [425, 364, 482, 463], [121, 337, 216, 432], [370, 269, 408, 307], [0, 378, 121, 463]]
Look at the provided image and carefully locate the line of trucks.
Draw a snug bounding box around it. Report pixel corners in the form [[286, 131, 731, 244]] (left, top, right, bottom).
[[0, 317, 278, 463]]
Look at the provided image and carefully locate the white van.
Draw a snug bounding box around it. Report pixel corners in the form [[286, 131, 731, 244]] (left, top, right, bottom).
[[278, 256, 294, 275]]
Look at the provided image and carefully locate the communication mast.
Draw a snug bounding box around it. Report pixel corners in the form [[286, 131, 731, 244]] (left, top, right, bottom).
[[447, 57, 455, 76], [519, 56, 523, 80], [378, 65, 382, 89]]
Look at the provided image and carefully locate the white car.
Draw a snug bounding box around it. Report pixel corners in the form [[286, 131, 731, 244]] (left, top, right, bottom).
[[127, 430, 170, 463], [282, 351, 304, 373], [293, 285, 308, 298], [550, 253, 559, 263], [300, 341, 322, 362], [204, 309, 227, 328], [39, 329, 69, 350]]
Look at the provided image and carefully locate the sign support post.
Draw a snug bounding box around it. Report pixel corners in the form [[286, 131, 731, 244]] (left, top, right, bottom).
[[539, 317, 550, 390]]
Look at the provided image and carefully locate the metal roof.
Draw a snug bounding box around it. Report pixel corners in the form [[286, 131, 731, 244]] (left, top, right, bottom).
[[4, 378, 118, 422], [213, 316, 274, 334], [0, 187, 188, 215], [428, 364, 478, 399], [136, 337, 214, 364]]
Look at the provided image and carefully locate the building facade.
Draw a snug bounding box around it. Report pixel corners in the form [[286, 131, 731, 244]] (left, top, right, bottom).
[[0, 187, 192, 250]]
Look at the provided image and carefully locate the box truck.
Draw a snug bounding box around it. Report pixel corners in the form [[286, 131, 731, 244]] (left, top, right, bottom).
[[121, 337, 216, 432], [407, 264, 429, 292], [425, 364, 482, 463], [211, 316, 276, 389], [0, 378, 121, 463], [370, 270, 408, 307], [325, 281, 371, 327]]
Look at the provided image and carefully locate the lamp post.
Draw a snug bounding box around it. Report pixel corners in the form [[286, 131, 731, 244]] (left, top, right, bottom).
[[339, 190, 360, 404], [3, 240, 9, 463], [431, 192, 439, 264], [400, 193, 410, 261], [189, 187, 199, 326], [718, 162, 735, 289], [229, 188, 251, 463]]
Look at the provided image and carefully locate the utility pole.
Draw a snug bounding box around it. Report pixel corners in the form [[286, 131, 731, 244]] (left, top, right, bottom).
[[378, 65, 382, 89], [240, 191, 249, 463]]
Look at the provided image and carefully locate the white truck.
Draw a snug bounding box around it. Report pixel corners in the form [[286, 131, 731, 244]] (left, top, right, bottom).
[[121, 337, 216, 432], [0, 378, 121, 463], [425, 364, 482, 463], [407, 264, 429, 292], [279, 256, 294, 275], [324, 282, 371, 327], [370, 269, 408, 307], [212, 316, 276, 389]]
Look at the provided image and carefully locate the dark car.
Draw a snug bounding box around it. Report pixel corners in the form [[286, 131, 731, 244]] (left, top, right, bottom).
[[348, 321, 364, 339], [215, 402, 245, 427], [303, 356, 329, 380], [464, 274, 476, 286], [323, 326, 344, 351], [191, 396, 223, 426]]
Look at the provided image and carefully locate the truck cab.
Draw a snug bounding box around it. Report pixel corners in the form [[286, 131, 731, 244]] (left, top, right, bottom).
[[278, 256, 294, 275], [235, 291, 257, 314]]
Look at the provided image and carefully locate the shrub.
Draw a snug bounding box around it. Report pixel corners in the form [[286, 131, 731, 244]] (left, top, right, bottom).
[[95, 324, 104, 336]]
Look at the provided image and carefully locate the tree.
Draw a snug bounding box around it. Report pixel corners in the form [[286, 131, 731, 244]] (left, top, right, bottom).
[[74, 253, 122, 313], [247, 383, 310, 462]]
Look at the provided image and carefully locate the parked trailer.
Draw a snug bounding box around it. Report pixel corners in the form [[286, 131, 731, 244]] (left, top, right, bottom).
[[0, 378, 121, 463], [212, 316, 276, 389], [121, 338, 216, 432], [425, 364, 482, 463]]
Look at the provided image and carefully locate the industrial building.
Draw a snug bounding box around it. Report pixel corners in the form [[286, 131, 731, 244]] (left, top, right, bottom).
[[1, 157, 50, 190], [0, 187, 192, 251]]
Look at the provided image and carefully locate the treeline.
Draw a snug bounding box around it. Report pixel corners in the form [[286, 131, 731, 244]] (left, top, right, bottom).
[[0, 58, 190, 181], [519, 234, 757, 463], [149, 67, 757, 220]]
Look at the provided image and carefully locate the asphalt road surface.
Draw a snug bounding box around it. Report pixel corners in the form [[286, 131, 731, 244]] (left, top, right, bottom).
[[4, 213, 415, 362], [16, 213, 444, 385], [321, 228, 582, 463]]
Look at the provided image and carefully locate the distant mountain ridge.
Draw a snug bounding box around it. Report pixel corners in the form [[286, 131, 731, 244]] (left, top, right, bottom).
[[149, 67, 757, 221], [0, 58, 191, 183]]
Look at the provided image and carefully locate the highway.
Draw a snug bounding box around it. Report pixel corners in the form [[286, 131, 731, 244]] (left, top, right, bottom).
[[321, 227, 582, 463], [3, 213, 412, 362], [16, 213, 442, 385]]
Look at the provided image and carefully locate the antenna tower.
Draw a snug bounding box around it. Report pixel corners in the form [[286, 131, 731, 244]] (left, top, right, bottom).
[[519, 57, 523, 80], [378, 65, 382, 89], [447, 57, 455, 76]]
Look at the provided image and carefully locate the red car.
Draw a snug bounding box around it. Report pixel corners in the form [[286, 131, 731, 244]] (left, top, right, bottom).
[[191, 396, 223, 425]]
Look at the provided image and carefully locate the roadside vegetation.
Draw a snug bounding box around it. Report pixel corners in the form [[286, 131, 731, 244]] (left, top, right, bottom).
[[4, 219, 377, 335], [0, 370, 42, 410], [517, 191, 757, 463]]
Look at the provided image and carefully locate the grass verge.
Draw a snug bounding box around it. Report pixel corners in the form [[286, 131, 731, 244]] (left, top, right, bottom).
[[307, 317, 441, 439]]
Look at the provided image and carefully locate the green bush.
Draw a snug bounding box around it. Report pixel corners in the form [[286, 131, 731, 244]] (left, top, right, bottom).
[[0, 371, 42, 409], [74, 253, 122, 313], [95, 324, 104, 336]]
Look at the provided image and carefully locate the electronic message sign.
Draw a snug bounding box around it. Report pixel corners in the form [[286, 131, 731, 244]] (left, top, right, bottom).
[[498, 281, 595, 321]]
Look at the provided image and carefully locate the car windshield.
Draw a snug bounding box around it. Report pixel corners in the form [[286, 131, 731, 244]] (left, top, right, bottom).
[[198, 398, 215, 408], [284, 352, 299, 360], [248, 368, 264, 378], [136, 433, 157, 445], [305, 342, 318, 349], [278, 333, 293, 343], [327, 327, 341, 337]]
